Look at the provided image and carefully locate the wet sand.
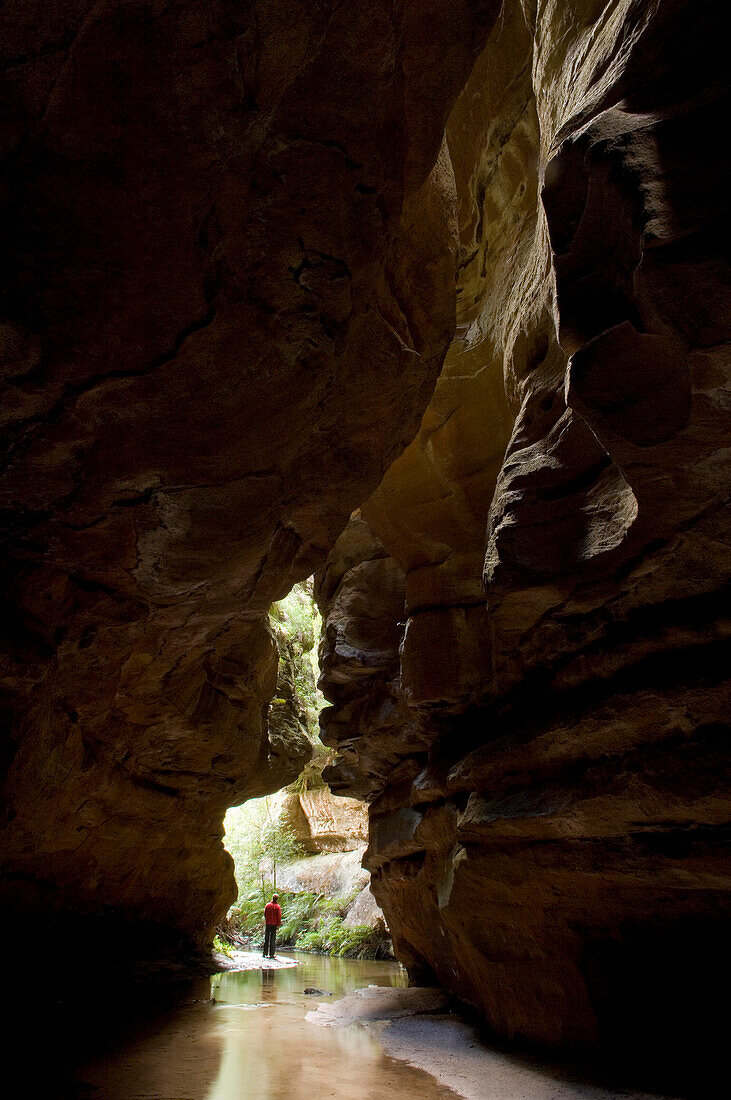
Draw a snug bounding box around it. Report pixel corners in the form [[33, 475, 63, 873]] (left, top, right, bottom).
[[309, 987, 685, 1100], [216, 949, 301, 970]]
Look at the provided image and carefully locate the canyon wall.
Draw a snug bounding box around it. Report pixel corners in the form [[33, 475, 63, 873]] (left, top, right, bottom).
[[1, 0, 728, 1069], [0, 0, 496, 952], [317, 0, 730, 1071]]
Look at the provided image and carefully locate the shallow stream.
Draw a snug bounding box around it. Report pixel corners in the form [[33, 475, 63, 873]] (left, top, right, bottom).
[[70, 952, 458, 1099], [25, 950, 693, 1100]]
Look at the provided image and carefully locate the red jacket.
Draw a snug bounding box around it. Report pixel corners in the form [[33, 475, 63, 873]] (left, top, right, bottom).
[[264, 902, 282, 927]]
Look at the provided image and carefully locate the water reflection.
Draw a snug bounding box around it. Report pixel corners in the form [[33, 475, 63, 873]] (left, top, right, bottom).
[[210, 950, 407, 1005], [63, 953, 673, 1100], [70, 953, 457, 1100], [205, 954, 447, 1100], [261, 968, 277, 1002]]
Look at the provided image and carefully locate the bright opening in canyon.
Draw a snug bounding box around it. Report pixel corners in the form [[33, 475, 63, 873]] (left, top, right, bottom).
[[219, 581, 393, 962]]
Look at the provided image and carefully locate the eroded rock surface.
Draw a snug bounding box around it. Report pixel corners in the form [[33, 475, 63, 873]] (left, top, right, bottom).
[[276, 787, 368, 855], [317, 0, 730, 1073], [1, 0, 729, 1073], [0, 0, 493, 952]]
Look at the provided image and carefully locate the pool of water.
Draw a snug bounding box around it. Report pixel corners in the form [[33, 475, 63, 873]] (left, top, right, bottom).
[[69, 952, 460, 1100]]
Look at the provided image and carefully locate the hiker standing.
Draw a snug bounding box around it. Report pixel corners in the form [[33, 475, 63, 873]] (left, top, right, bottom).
[[263, 893, 282, 959]]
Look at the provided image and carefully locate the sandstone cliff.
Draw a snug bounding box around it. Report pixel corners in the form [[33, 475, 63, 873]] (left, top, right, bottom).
[[316, 0, 730, 1073], [275, 786, 368, 855], [1, 0, 728, 1076], [265, 784, 386, 934], [0, 0, 489, 953]]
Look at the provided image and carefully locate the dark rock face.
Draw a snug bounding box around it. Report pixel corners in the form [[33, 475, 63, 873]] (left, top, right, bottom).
[[0, 1, 494, 950], [316, 0, 731, 1072], [1, 0, 729, 1069]]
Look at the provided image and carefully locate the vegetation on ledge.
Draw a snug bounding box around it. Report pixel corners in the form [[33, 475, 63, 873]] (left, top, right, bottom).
[[221, 883, 392, 960], [219, 580, 389, 961]]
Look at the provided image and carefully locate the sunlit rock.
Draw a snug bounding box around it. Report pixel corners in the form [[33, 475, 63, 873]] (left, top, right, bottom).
[[316, 0, 730, 1073]]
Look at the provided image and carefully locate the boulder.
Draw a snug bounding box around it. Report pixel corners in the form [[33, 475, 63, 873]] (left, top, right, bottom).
[[275, 848, 369, 900]]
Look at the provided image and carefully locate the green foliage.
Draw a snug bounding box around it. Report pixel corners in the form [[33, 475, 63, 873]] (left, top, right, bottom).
[[213, 933, 234, 959], [269, 580, 325, 742], [226, 884, 390, 959], [296, 916, 390, 959], [227, 883, 274, 944], [270, 582, 319, 652], [224, 797, 306, 898]]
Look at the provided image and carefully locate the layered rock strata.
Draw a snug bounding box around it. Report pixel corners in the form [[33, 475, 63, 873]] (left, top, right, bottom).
[[1, 0, 729, 1070], [0, 1, 495, 952], [271, 785, 368, 856], [317, 0, 730, 1072]]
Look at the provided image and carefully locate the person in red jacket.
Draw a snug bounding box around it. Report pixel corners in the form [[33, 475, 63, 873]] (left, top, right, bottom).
[[263, 894, 282, 959]]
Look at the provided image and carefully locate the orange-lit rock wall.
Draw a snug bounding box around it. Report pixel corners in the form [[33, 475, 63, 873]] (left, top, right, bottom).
[[316, 0, 730, 1070]]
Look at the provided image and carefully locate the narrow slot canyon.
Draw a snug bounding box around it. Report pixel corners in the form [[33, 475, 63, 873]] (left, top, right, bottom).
[[1, 2, 728, 1097]]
